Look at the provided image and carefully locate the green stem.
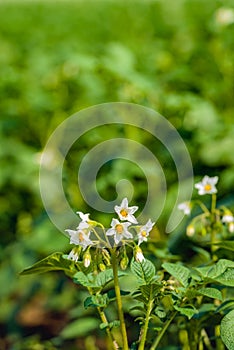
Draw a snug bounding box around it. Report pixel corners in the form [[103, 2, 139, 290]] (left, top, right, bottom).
[[196, 200, 210, 215], [97, 307, 119, 350], [86, 281, 119, 350], [150, 311, 177, 350], [111, 249, 129, 350], [138, 285, 154, 350], [211, 194, 216, 215], [211, 194, 217, 260]]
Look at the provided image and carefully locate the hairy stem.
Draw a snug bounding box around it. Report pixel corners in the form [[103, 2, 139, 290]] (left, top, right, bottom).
[[138, 285, 154, 350], [97, 307, 119, 350], [150, 311, 177, 350], [111, 249, 129, 350]]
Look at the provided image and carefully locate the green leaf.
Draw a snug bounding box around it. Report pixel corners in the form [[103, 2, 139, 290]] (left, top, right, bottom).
[[130, 258, 155, 285], [107, 289, 129, 300], [216, 299, 234, 313], [174, 305, 198, 319], [61, 317, 99, 339], [198, 287, 222, 301], [155, 307, 166, 319], [100, 322, 108, 330], [194, 265, 211, 278], [212, 241, 234, 252], [207, 259, 234, 279], [96, 269, 114, 287], [140, 284, 161, 300], [20, 252, 74, 276], [221, 310, 234, 350], [162, 262, 190, 287], [109, 320, 120, 329], [73, 271, 96, 287], [84, 294, 109, 308], [100, 320, 120, 330], [214, 268, 234, 287]]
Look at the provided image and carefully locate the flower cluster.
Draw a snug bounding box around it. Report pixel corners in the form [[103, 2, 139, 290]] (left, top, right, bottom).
[[65, 198, 155, 267], [178, 175, 234, 237]]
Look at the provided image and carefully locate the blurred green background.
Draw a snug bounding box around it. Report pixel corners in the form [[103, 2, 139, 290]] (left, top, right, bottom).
[[0, 0, 234, 349]]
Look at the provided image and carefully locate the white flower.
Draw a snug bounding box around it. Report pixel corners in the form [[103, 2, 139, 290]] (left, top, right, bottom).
[[138, 219, 155, 245], [195, 175, 218, 195], [76, 211, 90, 222], [178, 202, 191, 215], [135, 246, 145, 263], [66, 222, 93, 250], [67, 248, 79, 262], [106, 218, 133, 245], [114, 198, 138, 224], [222, 215, 234, 223], [215, 8, 234, 26]]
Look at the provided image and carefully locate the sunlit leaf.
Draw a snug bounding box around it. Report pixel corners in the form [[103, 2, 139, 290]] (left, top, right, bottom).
[[162, 262, 190, 287], [130, 259, 155, 285], [174, 305, 198, 319], [221, 310, 234, 350], [20, 252, 74, 276], [198, 287, 222, 301]]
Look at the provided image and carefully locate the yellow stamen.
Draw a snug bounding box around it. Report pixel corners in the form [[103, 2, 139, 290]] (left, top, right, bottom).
[[79, 232, 84, 242], [204, 184, 212, 191], [115, 224, 123, 234], [141, 230, 147, 237], [120, 209, 128, 217]]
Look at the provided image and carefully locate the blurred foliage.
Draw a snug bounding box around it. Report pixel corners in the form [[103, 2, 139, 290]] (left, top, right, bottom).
[[0, 0, 234, 349]]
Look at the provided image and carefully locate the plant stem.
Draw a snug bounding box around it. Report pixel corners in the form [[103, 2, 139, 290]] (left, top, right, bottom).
[[211, 194, 216, 215], [97, 307, 119, 350], [211, 194, 217, 260], [111, 249, 129, 350], [138, 285, 154, 350], [150, 311, 177, 350]]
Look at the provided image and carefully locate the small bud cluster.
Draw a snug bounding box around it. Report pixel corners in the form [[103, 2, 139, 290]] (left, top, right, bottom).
[[65, 198, 155, 269]]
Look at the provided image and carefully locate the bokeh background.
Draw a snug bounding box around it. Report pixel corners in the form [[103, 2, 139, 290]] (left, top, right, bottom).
[[0, 0, 234, 349]]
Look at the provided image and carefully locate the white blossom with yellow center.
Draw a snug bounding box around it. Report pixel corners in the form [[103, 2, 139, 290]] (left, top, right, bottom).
[[138, 219, 155, 245], [106, 218, 132, 245], [195, 175, 218, 195], [66, 221, 93, 250], [114, 197, 138, 224]]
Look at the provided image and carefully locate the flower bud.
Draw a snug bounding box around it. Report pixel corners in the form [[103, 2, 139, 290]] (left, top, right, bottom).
[[186, 224, 195, 237], [102, 249, 111, 266], [83, 251, 91, 268], [134, 246, 145, 263], [120, 256, 129, 270], [67, 247, 80, 262], [99, 263, 106, 271]]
